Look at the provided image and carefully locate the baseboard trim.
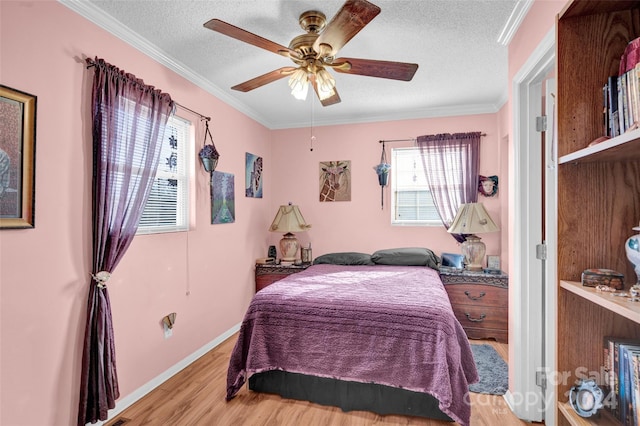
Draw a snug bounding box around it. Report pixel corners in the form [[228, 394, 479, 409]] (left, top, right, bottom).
[[503, 389, 515, 411], [97, 322, 242, 425]]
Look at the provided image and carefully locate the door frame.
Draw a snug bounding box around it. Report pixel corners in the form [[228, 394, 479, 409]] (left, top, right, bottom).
[[505, 27, 556, 423]]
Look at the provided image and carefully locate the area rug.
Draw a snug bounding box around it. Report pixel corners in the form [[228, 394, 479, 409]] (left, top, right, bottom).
[[469, 344, 508, 395]]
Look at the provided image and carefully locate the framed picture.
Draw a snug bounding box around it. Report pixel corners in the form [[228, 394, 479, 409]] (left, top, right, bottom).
[[319, 160, 351, 202], [245, 152, 263, 198], [211, 171, 235, 224], [0, 85, 36, 229], [487, 255, 501, 270], [478, 175, 498, 197]]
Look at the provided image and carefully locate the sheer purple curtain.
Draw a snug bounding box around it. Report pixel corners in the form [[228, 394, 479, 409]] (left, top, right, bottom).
[[416, 132, 481, 242], [78, 57, 174, 425]]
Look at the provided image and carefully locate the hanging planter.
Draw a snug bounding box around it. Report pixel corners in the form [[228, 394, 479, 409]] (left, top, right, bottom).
[[373, 142, 391, 209], [375, 163, 391, 186], [199, 145, 219, 172], [198, 120, 220, 173]]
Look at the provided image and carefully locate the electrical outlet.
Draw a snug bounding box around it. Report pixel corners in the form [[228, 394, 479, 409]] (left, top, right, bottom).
[[163, 323, 172, 339]]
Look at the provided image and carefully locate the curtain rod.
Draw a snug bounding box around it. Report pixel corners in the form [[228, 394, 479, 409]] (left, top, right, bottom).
[[175, 103, 210, 122], [379, 133, 487, 144], [379, 138, 416, 144], [85, 57, 211, 122]]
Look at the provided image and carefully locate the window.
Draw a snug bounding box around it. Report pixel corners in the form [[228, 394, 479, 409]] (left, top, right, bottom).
[[137, 114, 191, 234], [391, 147, 441, 225]]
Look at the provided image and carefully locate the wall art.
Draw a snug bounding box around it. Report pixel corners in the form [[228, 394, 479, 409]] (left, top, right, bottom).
[[0, 85, 36, 229], [211, 171, 235, 224], [319, 160, 351, 202], [245, 152, 263, 198], [478, 175, 498, 197]]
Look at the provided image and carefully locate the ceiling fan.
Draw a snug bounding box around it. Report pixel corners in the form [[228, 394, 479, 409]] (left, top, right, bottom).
[[203, 0, 418, 106]]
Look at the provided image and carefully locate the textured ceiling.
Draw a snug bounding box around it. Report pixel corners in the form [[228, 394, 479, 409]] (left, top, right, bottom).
[[62, 0, 525, 129]]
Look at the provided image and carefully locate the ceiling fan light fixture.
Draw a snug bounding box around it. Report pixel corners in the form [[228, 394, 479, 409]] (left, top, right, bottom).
[[205, 0, 415, 107], [315, 68, 336, 92], [291, 82, 309, 100], [288, 68, 309, 100]]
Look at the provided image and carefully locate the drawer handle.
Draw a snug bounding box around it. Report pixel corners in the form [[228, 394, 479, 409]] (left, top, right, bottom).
[[464, 313, 486, 323], [464, 291, 486, 301]]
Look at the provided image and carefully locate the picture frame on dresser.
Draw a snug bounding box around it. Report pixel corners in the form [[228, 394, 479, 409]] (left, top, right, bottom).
[[487, 255, 500, 271]]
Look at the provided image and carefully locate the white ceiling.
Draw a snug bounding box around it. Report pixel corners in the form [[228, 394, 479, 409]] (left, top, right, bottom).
[[61, 0, 529, 130]]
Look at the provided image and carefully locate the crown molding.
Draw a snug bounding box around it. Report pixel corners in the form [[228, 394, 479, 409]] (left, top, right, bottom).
[[58, 0, 272, 128], [497, 0, 534, 46], [272, 102, 502, 130]]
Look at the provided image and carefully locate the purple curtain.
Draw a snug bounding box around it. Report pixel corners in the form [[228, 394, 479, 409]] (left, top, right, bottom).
[[78, 57, 174, 425], [416, 132, 481, 243]]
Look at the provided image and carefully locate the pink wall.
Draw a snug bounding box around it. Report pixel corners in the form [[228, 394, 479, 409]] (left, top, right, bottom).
[[0, 0, 562, 425], [269, 116, 505, 261], [1, 2, 271, 425]]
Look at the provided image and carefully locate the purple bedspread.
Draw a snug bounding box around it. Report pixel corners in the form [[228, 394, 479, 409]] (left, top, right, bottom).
[[226, 264, 478, 425]]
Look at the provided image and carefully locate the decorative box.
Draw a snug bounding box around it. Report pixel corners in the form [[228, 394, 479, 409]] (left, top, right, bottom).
[[581, 269, 624, 290]]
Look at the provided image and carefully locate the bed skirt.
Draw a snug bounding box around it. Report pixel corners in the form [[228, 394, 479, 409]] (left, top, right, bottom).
[[248, 370, 454, 422]]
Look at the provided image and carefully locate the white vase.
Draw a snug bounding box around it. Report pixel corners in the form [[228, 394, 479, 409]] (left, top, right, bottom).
[[626, 223, 640, 285]]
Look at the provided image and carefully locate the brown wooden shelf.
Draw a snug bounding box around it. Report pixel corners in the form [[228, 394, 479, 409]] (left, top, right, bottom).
[[558, 402, 619, 426], [558, 129, 640, 164], [560, 280, 640, 324], [556, 2, 640, 425]]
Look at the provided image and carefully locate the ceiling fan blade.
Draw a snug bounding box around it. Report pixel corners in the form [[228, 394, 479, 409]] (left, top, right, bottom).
[[310, 74, 341, 106], [231, 67, 297, 92], [330, 57, 418, 81], [204, 19, 300, 59], [313, 0, 381, 57], [319, 88, 341, 106]]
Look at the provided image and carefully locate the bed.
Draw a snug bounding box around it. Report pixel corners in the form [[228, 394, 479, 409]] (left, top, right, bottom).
[[226, 252, 478, 425]]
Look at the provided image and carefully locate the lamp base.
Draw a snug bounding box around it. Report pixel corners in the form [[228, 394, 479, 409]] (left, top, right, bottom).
[[461, 235, 486, 271], [279, 232, 299, 262]]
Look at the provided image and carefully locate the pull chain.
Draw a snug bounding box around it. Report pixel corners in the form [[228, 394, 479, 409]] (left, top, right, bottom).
[[310, 97, 315, 151]]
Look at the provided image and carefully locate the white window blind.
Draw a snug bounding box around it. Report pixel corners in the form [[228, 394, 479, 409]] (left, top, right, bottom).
[[137, 114, 190, 234], [391, 147, 441, 225]]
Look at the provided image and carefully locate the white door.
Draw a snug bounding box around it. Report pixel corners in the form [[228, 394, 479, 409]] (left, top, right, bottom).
[[506, 28, 555, 423], [542, 77, 558, 426]]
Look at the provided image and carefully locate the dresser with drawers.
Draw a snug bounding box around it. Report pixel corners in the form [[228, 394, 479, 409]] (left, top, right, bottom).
[[254, 262, 310, 292], [439, 267, 508, 343]]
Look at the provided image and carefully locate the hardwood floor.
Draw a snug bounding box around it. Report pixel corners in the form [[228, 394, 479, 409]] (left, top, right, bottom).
[[106, 336, 530, 426]]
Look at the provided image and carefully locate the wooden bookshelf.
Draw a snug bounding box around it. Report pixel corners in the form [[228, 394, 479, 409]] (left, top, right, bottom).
[[558, 130, 640, 164], [556, 1, 640, 425], [559, 402, 619, 426], [560, 281, 640, 324]]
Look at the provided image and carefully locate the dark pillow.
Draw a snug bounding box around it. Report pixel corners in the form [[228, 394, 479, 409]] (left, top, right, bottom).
[[313, 252, 375, 265], [441, 252, 465, 268], [371, 247, 440, 269]]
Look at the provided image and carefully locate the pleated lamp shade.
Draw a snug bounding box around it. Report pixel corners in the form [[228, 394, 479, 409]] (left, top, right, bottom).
[[448, 203, 499, 271], [269, 204, 311, 261]]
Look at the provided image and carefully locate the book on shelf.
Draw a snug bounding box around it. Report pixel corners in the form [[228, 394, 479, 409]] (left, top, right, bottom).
[[607, 75, 620, 137], [618, 76, 627, 134], [633, 352, 640, 426], [604, 81, 610, 137], [603, 336, 640, 425], [609, 37, 640, 137]]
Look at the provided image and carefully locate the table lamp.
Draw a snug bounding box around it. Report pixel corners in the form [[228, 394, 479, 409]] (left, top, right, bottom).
[[269, 203, 311, 262], [448, 203, 499, 271]]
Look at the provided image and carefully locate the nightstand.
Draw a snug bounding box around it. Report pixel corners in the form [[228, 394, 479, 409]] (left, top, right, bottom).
[[439, 267, 509, 343], [255, 263, 311, 292]]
